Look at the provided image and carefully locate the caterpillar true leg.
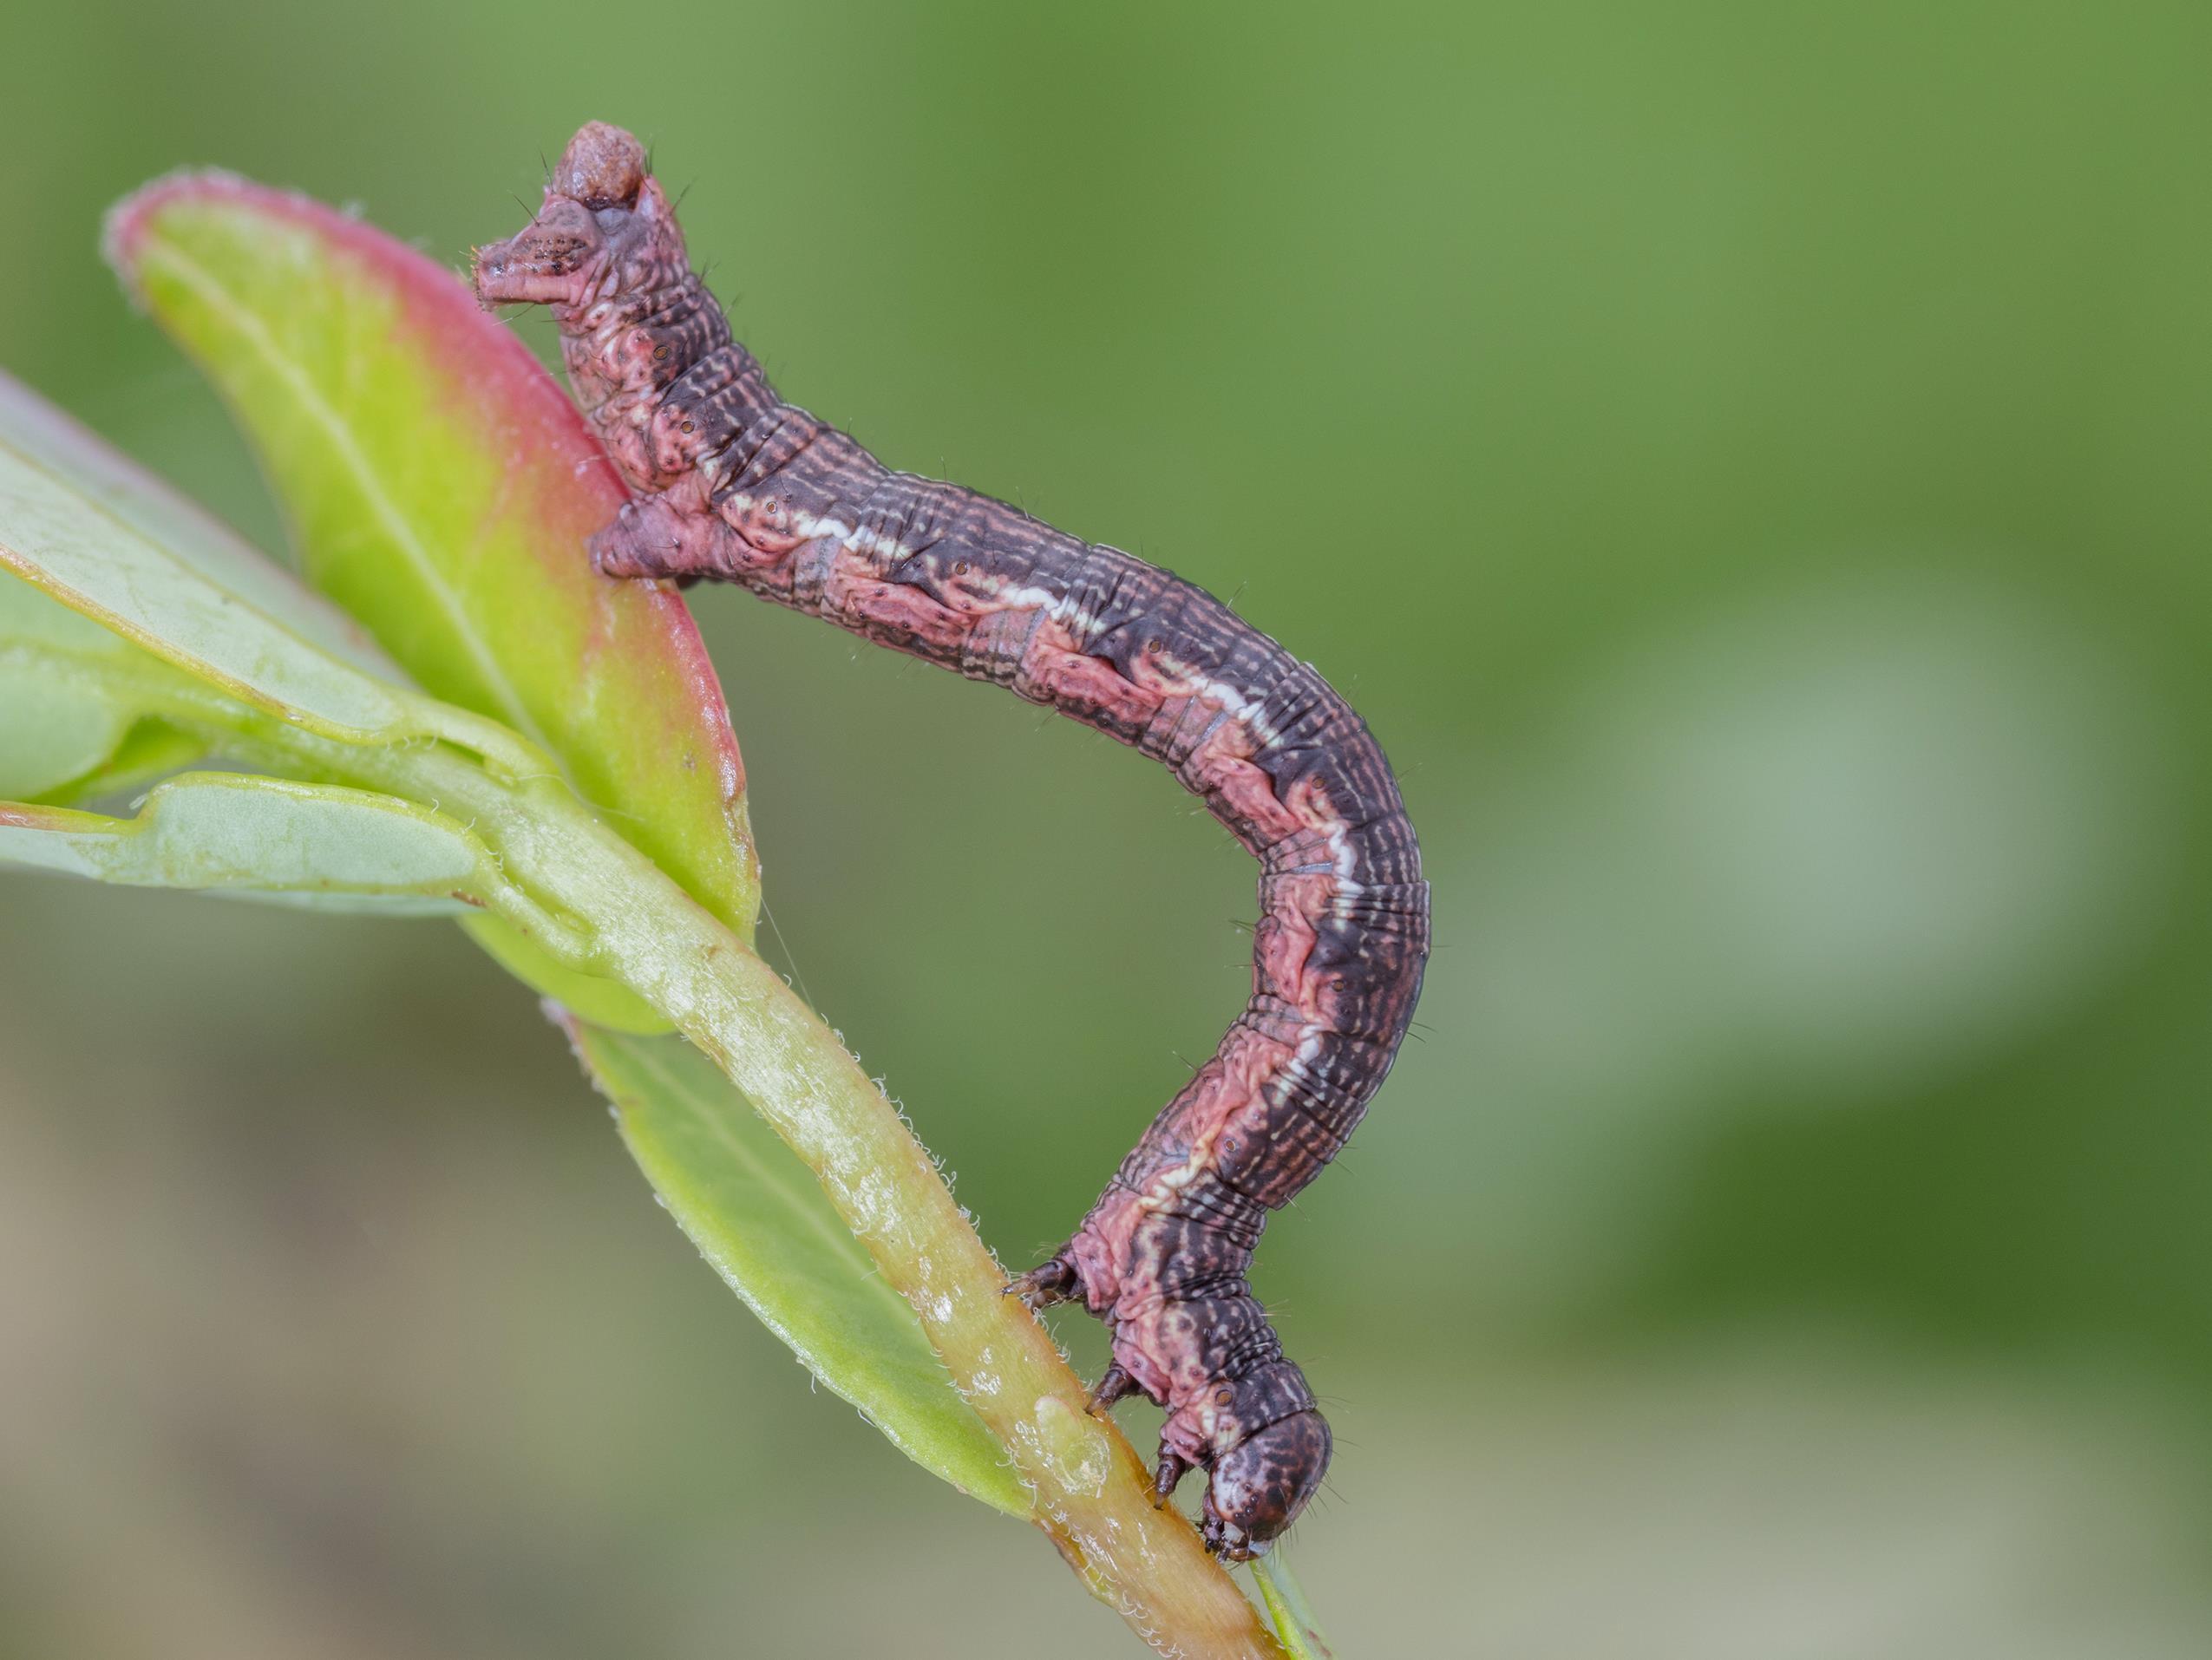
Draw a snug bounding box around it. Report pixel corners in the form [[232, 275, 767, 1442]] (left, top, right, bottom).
[[474, 122, 1429, 1561], [1086, 1363, 1141, 1415], [1005, 1254, 1082, 1311]]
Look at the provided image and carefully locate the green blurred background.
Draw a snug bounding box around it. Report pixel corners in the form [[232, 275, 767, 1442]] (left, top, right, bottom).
[[4, 3, 2209, 1655]]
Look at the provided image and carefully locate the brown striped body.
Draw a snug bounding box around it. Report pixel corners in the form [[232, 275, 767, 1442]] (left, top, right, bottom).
[[474, 124, 1429, 1559]]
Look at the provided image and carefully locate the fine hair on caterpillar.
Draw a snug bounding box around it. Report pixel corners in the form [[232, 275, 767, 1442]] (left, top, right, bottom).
[[474, 121, 1430, 1560]]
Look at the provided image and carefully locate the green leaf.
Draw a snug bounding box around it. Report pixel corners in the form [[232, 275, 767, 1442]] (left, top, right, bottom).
[[564, 1020, 1031, 1519], [0, 657, 135, 801], [107, 176, 759, 943], [0, 772, 492, 911], [0, 371, 397, 679], [1253, 1556, 1338, 1660], [0, 564, 220, 801], [0, 373, 444, 751], [40, 718, 208, 807], [464, 912, 670, 1036]]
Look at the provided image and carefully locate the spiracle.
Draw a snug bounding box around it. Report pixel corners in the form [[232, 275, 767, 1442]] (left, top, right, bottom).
[[474, 122, 1430, 1559]]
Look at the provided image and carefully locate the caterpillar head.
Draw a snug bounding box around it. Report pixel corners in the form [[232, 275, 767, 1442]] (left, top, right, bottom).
[[1200, 1403, 1331, 1561], [552, 121, 647, 210], [473, 122, 653, 307]]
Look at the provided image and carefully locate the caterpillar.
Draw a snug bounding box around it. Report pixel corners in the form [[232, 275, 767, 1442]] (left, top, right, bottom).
[[474, 123, 1430, 1560]]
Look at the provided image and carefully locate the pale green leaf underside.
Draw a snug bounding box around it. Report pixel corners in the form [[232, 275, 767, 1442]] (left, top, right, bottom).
[[0, 772, 487, 909], [43, 718, 208, 808], [0, 662, 133, 800], [0, 565, 219, 800], [568, 1023, 1031, 1519]]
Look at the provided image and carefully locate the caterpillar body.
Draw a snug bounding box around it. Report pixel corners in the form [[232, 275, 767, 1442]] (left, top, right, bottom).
[[474, 123, 1430, 1560]]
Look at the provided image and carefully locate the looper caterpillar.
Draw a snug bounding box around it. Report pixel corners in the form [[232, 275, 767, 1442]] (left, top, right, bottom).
[[474, 123, 1430, 1559]]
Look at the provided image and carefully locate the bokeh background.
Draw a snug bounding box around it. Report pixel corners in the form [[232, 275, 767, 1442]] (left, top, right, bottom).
[[3, 3, 2209, 1655]]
